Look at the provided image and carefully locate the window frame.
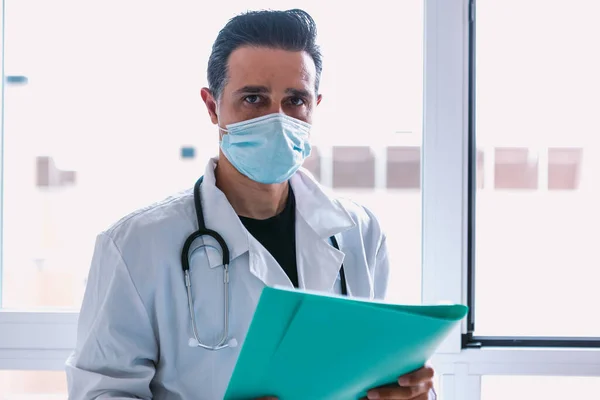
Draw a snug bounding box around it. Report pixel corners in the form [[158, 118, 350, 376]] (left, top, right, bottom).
[[422, 0, 600, 399], [1, 1, 600, 400], [0, 0, 4, 308], [0, 311, 77, 370], [461, 0, 600, 349]]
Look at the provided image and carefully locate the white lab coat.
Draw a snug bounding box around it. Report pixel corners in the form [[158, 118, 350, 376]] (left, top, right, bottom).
[[66, 157, 390, 399]]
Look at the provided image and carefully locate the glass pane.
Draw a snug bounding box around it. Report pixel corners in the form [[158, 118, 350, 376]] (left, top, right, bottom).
[[474, 0, 600, 336], [1, 0, 423, 309], [0, 370, 66, 399], [481, 376, 600, 400]]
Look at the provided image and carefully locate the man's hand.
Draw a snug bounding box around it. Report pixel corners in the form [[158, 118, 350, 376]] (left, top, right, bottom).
[[363, 365, 435, 399], [254, 365, 435, 400]]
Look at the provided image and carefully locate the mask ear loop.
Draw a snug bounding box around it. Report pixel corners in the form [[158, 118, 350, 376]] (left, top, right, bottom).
[[217, 117, 229, 141]]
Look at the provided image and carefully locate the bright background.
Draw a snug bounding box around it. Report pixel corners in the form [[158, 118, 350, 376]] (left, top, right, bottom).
[[1, 0, 599, 398]]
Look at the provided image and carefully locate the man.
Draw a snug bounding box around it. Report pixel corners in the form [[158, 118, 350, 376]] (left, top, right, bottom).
[[66, 9, 436, 400]]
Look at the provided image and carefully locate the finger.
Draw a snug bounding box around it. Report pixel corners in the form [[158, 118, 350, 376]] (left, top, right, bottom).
[[367, 381, 432, 399], [398, 366, 435, 386]]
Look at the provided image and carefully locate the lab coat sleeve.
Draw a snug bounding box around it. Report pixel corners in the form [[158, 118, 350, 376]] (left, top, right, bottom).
[[66, 233, 157, 399], [372, 234, 390, 300]]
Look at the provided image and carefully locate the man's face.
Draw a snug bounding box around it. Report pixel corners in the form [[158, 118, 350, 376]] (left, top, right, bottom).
[[202, 46, 322, 130]]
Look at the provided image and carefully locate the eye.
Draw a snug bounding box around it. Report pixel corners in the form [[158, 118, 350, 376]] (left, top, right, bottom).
[[244, 95, 262, 104], [289, 97, 306, 106]]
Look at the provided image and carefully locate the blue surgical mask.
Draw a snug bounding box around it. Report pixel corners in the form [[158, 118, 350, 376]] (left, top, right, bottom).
[[219, 113, 312, 184]]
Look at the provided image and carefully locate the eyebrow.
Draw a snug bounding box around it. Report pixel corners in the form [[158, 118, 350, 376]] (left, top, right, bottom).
[[233, 85, 270, 95], [285, 88, 311, 98], [233, 86, 311, 98]]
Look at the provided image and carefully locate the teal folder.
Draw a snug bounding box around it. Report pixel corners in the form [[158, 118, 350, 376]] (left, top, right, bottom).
[[224, 287, 468, 400]]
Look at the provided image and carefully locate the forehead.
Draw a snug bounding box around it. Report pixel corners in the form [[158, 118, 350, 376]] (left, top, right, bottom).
[[225, 46, 317, 93]]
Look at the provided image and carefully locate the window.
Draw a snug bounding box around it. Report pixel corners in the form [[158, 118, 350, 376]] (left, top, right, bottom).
[[0, 0, 424, 310], [476, 149, 485, 189], [494, 147, 538, 190], [386, 147, 421, 190], [548, 147, 583, 191], [0, 370, 66, 399], [332, 146, 377, 189], [469, 0, 600, 340]]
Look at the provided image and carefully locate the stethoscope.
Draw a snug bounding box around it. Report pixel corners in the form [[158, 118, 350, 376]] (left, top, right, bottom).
[[181, 176, 348, 351]]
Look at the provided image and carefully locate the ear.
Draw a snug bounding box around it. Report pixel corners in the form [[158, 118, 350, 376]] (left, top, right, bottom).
[[316, 93, 323, 106], [201, 87, 219, 125]]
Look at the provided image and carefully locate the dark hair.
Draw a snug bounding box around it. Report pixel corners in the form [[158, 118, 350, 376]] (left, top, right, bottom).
[[207, 9, 322, 100]]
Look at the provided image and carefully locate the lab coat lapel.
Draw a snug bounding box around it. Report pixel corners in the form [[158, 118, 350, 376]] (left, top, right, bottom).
[[196, 160, 356, 293], [295, 216, 346, 292], [292, 169, 356, 293]]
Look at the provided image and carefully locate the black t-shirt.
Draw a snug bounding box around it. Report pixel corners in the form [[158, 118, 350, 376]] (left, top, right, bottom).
[[238, 185, 299, 287]]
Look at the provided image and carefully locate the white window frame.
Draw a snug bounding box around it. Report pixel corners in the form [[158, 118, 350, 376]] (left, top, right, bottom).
[[422, 1, 600, 399], [1, 1, 600, 399], [0, 312, 77, 370]]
